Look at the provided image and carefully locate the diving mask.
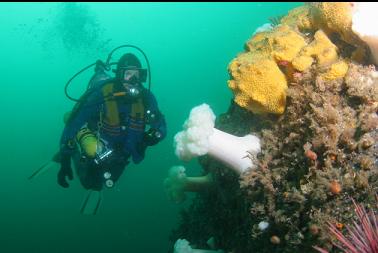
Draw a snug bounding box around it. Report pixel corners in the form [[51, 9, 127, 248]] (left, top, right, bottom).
[[123, 69, 140, 84], [120, 69, 144, 98], [117, 67, 147, 84]]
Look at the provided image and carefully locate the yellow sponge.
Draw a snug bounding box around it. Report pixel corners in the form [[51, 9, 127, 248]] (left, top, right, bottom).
[[281, 5, 315, 31], [228, 25, 307, 114], [312, 2, 359, 45], [247, 25, 307, 62], [292, 30, 339, 72], [321, 60, 349, 80], [228, 54, 287, 114]]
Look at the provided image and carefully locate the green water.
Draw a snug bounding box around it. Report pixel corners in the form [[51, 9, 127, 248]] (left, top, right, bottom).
[[0, 2, 301, 252]]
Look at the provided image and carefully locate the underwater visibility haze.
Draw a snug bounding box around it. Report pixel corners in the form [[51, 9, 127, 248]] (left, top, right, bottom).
[[6, 2, 376, 253]]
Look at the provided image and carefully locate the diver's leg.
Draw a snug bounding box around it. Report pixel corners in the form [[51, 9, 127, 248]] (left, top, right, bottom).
[[72, 153, 103, 191], [108, 158, 128, 184], [78, 164, 103, 191]]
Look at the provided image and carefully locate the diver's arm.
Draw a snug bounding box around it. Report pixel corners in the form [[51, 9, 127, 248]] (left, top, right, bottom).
[[60, 89, 103, 154], [57, 89, 103, 188], [143, 91, 167, 146]]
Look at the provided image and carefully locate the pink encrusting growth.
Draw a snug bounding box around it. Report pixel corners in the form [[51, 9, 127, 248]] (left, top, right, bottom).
[[314, 196, 378, 253]]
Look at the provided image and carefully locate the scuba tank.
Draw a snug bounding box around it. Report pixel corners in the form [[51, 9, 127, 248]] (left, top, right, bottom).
[[76, 127, 99, 159]]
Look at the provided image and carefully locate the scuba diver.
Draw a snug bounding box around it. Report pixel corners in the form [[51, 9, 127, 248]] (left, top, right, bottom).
[[30, 46, 167, 214]]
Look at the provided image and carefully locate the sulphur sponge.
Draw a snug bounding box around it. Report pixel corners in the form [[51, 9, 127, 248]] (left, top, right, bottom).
[[281, 5, 315, 32], [228, 55, 288, 114], [311, 2, 359, 45], [292, 30, 339, 72], [246, 25, 307, 62], [230, 25, 306, 114], [321, 60, 349, 81]]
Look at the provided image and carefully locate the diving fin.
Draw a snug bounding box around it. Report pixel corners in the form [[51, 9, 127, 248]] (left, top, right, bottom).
[[28, 161, 56, 180], [80, 190, 102, 215], [28, 151, 61, 180]]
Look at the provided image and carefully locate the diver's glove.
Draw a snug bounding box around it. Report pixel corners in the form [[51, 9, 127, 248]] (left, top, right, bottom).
[[57, 153, 73, 188], [143, 128, 162, 146]]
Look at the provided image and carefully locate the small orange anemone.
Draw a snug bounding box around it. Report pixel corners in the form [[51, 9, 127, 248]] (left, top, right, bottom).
[[330, 180, 342, 195]]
